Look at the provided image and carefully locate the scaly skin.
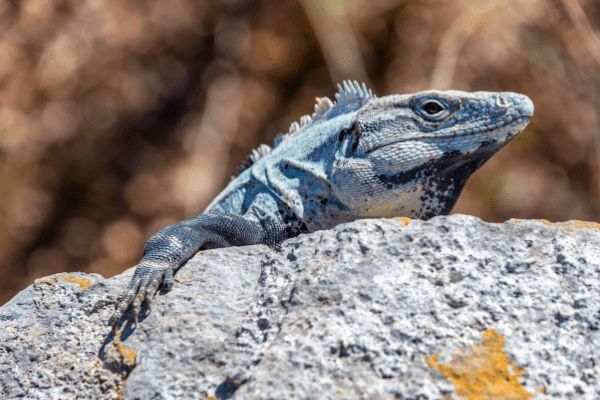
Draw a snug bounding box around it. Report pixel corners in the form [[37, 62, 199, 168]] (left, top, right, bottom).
[[109, 81, 534, 329]]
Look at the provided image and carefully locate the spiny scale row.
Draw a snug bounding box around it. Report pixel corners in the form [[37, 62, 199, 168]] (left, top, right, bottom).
[[238, 81, 375, 174], [286, 80, 375, 136]]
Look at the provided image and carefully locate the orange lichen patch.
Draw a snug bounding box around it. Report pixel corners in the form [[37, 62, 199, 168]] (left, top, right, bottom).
[[177, 274, 193, 282], [114, 336, 137, 368], [59, 273, 92, 289], [207, 396, 216, 400], [426, 329, 534, 400], [34, 277, 57, 286], [536, 219, 600, 233], [392, 216, 411, 225]]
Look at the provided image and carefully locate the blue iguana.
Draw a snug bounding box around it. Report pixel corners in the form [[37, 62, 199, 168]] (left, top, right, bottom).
[[110, 81, 533, 327]]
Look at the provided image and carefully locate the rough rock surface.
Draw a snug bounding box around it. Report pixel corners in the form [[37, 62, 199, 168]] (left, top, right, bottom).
[[1, 215, 599, 399]]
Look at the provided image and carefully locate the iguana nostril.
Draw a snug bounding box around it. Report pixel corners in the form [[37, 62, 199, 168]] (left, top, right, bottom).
[[496, 96, 509, 108]]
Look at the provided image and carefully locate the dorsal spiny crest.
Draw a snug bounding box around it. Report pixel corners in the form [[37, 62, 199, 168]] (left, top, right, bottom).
[[300, 115, 311, 125], [234, 81, 375, 176], [335, 81, 374, 105], [313, 97, 334, 119], [289, 121, 301, 133], [276, 80, 375, 148], [235, 143, 272, 177]]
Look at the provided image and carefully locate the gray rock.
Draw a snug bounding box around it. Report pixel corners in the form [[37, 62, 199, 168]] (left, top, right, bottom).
[[1, 215, 599, 399]]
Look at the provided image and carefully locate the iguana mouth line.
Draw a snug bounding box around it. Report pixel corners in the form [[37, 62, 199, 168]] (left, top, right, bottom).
[[364, 116, 529, 155]]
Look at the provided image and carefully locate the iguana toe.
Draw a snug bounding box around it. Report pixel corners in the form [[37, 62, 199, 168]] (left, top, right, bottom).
[[109, 260, 173, 329]]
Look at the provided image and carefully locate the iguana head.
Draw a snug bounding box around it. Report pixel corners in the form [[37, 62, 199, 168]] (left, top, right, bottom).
[[332, 89, 533, 219]]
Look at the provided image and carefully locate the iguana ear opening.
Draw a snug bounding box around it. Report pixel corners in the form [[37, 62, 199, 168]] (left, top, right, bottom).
[[337, 122, 361, 157]]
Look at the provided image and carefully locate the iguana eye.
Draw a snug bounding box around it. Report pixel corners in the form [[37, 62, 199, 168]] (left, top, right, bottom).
[[421, 100, 445, 115]]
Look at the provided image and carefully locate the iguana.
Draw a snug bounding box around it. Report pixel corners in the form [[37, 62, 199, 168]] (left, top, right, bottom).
[[109, 81, 533, 327]]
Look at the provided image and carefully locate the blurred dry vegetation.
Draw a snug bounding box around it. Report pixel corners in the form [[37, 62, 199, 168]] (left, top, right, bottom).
[[1, 0, 599, 303]]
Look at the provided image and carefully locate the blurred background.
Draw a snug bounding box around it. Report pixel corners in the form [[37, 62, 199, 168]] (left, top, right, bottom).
[[1, 0, 599, 304]]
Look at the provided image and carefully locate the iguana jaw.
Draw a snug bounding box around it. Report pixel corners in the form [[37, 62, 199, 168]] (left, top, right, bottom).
[[364, 113, 531, 156], [373, 116, 532, 219]]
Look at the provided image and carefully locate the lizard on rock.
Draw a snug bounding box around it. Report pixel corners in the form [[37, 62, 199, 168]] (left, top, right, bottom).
[[109, 81, 534, 328]]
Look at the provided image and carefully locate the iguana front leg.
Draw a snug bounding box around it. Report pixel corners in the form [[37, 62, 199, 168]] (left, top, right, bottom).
[[109, 213, 286, 328]]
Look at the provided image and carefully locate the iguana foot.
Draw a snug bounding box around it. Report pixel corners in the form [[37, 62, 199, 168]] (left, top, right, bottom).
[[107, 213, 281, 332], [109, 259, 175, 329]]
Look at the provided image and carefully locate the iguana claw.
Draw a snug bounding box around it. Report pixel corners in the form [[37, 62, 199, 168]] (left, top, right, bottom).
[[109, 259, 174, 329]]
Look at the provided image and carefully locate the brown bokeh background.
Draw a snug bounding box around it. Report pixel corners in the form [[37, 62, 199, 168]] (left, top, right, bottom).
[[1, 0, 599, 304]]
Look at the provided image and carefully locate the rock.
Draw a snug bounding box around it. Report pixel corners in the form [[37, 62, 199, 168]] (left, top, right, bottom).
[[1, 215, 599, 399]]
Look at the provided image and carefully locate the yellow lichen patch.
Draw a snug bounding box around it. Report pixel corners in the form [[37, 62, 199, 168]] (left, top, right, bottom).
[[59, 273, 92, 289], [392, 216, 411, 225], [177, 274, 193, 282], [34, 277, 56, 286], [114, 337, 137, 368], [536, 219, 600, 233], [426, 329, 534, 400]]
